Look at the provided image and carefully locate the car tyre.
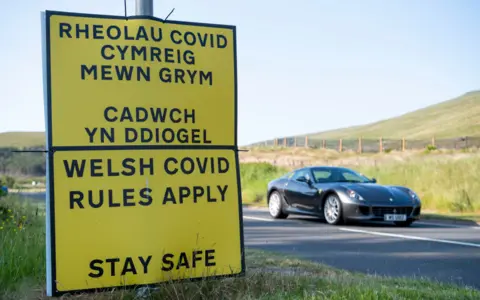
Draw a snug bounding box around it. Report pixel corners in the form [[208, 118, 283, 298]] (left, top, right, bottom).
[[268, 191, 288, 219], [394, 220, 414, 227], [323, 193, 343, 225]]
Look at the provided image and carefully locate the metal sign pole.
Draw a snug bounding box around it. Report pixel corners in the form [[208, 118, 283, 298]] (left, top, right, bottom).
[[135, 0, 154, 16]]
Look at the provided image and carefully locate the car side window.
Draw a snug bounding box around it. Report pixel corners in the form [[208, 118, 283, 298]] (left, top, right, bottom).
[[291, 170, 309, 181], [312, 170, 332, 182], [341, 171, 364, 182]]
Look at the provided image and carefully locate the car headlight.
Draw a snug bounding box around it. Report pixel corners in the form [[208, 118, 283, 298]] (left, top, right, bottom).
[[347, 189, 364, 201], [408, 190, 420, 202]]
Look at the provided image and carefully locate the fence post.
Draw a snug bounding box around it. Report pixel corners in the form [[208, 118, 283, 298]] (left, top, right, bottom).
[[358, 137, 362, 153], [402, 137, 405, 151], [294, 137, 297, 147], [305, 136, 308, 148], [379, 137, 383, 152], [283, 137, 287, 147], [322, 139, 326, 149], [339, 139, 343, 152]]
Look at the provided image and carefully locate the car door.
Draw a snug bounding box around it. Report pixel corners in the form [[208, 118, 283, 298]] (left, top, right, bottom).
[[295, 169, 321, 211], [285, 169, 318, 210], [283, 170, 303, 207], [308, 168, 334, 211]]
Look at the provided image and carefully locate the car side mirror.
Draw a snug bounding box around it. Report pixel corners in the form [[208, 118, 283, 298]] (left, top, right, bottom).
[[371, 177, 377, 183], [297, 176, 307, 182], [297, 176, 313, 185]]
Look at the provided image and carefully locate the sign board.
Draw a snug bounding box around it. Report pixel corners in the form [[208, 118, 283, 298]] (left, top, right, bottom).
[[41, 10, 244, 297]]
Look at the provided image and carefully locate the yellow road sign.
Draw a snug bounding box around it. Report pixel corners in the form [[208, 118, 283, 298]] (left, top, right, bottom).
[[42, 10, 243, 297], [52, 149, 242, 292], [46, 10, 237, 147]]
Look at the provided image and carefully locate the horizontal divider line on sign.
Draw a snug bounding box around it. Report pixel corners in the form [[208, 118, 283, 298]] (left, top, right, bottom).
[[49, 145, 239, 152]]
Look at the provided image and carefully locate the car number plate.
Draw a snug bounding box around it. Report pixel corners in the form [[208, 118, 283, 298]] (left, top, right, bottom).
[[384, 214, 406, 221]]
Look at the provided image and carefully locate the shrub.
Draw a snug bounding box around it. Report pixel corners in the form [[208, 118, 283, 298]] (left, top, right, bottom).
[[240, 163, 289, 204]]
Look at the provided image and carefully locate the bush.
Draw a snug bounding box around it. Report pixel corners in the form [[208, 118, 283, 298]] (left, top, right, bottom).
[[240, 163, 289, 204], [2, 176, 15, 188]]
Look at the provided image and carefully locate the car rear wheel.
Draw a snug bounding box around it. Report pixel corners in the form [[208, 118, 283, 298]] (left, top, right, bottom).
[[268, 191, 288, 219], [323, 194, 343, 225]]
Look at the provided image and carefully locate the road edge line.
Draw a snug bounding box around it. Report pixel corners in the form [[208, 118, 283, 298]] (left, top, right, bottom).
[[243, 216, 273, 222], [339, 227, 480, 248]]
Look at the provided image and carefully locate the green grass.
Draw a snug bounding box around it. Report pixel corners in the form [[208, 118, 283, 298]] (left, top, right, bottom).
[[1, 195, 479, 300], [0, 196, 46, 294], [240, 162, 289, 205], [421, 213, 480, 224], [0, 131, 46, 148], [240, 153, 480, 217], [300, 90, 480, 140], [355, 155, 480, 213]]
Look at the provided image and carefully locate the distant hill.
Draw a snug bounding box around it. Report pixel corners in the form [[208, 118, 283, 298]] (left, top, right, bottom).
[[297, 90, 480, 140], [2, 90, 480, 148], [0, 131, 45, 148]]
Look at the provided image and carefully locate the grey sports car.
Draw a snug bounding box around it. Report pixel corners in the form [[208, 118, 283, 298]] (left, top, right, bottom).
[[266, 166, 421, 226]]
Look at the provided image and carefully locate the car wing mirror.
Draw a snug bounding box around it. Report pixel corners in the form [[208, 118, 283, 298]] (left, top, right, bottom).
[[371, 177, 377, 183], [297, 176, 307, 182], [297, 176, 313, 186]]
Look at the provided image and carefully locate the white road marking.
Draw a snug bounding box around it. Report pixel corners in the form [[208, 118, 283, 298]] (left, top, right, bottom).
[[243, 216, 273, 222], [339, 228, 480, 248]]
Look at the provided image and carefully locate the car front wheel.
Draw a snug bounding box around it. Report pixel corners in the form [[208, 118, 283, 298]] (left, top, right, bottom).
[[268, 191, 288, 219], [323, 194, 343, 225]]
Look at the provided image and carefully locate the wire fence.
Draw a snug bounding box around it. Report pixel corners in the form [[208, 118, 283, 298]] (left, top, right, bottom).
[[248, 136, 480, 153]]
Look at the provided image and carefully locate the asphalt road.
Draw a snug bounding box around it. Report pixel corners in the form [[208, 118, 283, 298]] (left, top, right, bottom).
[[243, 207, 480, 290], [14, 192, 480, 289]]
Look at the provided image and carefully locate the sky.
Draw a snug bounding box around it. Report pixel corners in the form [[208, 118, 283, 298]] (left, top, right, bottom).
[[0, 0, 479, 146]]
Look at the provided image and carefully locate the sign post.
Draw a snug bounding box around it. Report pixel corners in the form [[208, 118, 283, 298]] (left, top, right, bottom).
[[135, 0, 154, 16], [41, 9, 243, 297]]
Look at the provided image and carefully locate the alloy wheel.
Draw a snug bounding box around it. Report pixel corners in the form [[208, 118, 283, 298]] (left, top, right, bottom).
[[324, 195, 340, 224], [269, 192, 281, 217]]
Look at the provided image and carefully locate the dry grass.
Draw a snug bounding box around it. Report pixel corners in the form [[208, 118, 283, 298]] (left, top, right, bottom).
[[239, 146, 480, 169]]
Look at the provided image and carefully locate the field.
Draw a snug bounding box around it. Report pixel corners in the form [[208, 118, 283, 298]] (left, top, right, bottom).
[[1, 194, 479, 300], [6, 146, 480, 224], [239, 147, 480, 217], [5, 146, 480, 218]]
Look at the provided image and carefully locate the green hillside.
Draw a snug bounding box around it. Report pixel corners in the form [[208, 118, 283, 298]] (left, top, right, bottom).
[[0, 132, 45, 148], [301, 90, 480, 140], [2, 90, 480, 148]]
